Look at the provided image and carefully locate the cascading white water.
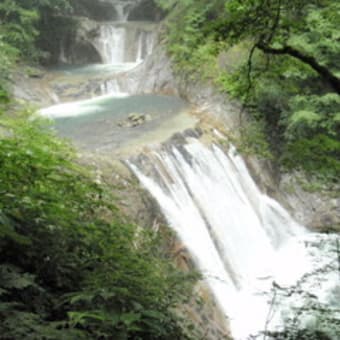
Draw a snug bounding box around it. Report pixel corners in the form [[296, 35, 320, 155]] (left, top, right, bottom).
[[100, 78, 120, 95], [113, 1, 129, 21], [93, 23, 155, 65], [129, 137, 340, 339], [59, 41, 67, 64], [100, 78, 130, 96], [136, 30, 154, 62], [88, 1, 155, 95], [92, 22, 155, 95], [105, 0, 142, 21], [89, 0, 154, 65], [56, 0, 154, 68], [94, 25, 126, 64]]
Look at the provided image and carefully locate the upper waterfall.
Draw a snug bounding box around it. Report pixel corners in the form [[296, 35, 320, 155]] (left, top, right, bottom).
[[105, 0, 142, 21], [93, 22, 155, 64], [92, 0, 154, 64], [57, 0, 155, 67], [129, 136, 339, 339]]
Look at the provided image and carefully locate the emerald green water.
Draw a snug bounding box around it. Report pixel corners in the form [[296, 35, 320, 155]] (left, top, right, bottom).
[[41, 94, 188, 150]]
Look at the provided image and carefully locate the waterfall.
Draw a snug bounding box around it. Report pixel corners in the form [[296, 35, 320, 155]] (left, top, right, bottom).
[[94, 25, 126, 64], [93, 23, 155, 64], [59, 40, 68, 64], [100, 79, 120, 95], [109, 0, 142, 21], [129, 137, 339, 339], [100, 78, 130, 96], [89, 0, 154, 65], [113, 2, 130, 22], [92, 20, 155, 95], [136, 30, 154, 63], [58, 0, 154, 66]]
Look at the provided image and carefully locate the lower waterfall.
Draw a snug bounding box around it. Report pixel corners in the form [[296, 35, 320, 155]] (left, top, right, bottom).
[[129, 136, 339, 339]]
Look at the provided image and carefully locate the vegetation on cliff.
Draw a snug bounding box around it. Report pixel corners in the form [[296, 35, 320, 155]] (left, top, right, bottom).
[[0, 0, 72, 94], [156, 0, 340, 183]]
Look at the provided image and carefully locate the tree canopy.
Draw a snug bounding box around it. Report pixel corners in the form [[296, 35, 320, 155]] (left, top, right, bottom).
[[221, 0, 340, 93], [157, 0, 340, 182]]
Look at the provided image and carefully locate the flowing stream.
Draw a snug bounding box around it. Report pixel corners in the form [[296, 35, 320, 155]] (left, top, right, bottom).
[[42, 1, 339, 338]]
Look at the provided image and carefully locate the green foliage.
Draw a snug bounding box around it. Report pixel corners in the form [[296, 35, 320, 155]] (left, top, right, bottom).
[[0, 0, 73, 89], [286, 94, 340, 139], [282, 134, 340, 181], [0, 0, 39, 60], [156, 0, 225, 78], [0, 113, 199, 339], [159, 0, 340, 181], [235, 120, 273, 160]]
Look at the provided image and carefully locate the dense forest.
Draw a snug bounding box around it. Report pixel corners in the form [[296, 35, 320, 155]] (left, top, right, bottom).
[[157, 0, 340, 183], [0, 1, 198, 339], [0, 0, 339, 339]]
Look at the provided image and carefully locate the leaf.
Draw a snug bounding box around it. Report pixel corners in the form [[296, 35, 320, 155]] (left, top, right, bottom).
[[120, 312, 141, 327], [0, 301, 21, 312], [68, 291, 96, 305], [0, 265, 36, 290], [0, 213, 30, 245], [68, 310, 120, 326], [289, 110, 321, 126], [142, 309, 165, 320]]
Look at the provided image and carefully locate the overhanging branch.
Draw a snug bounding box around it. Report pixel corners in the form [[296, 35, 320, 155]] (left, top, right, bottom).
[[256, 43, 340, 94]]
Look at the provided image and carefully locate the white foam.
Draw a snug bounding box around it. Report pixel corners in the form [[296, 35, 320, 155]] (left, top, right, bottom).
[[39, 93, 129, 119], [129, 140, 339, 339]]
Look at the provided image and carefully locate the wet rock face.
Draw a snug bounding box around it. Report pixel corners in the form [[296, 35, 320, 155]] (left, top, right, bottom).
[[71, 0, 162, 22], [39, 15, 104, 65], [58, 18, 104, 64], [65, 40, 103, 64], [117, 45, 180, 95], [128, 0, 164, 21], [279, 175, 340, 232], [72, 0, 119, 21]]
